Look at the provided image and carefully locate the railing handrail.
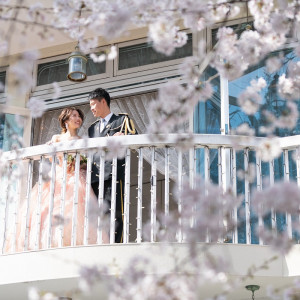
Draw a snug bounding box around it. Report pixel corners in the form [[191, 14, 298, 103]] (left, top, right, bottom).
[[3, 134, 300, 161]]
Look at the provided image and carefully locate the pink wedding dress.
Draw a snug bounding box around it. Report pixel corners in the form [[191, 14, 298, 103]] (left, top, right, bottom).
[[6, 155, 108, 253]]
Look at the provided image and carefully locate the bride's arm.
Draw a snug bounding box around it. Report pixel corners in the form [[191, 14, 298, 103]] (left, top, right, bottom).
[[46, 134, 60, 145], [46, 135, 61, 162]]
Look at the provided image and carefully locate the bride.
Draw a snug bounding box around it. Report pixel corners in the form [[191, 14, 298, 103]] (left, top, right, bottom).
[[10, 107, 108, 252]]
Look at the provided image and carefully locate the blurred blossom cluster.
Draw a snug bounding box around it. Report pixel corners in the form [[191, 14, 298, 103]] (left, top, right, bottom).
[[278, 61, 300, 101], [148, 57, 213, 134], [26, 97, 47, 118], [0, 1, 300, 299], [148, 22, 188, 56], [257, 137, 282, 161], [176, 178, 241, 243], [237, 78, 267, 115], [8, 51, 39, 96]]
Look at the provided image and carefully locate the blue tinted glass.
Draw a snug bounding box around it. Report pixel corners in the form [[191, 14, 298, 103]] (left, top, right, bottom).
[[229, 48, 300, 137], [194, 67, 221, 183], [194, 67, 220, 134], [0, 114, 24, 151], [193, 50, 300, 244]]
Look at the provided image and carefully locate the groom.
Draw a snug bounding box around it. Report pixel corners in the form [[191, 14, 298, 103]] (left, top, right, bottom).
[[88, 88, 136, 243]]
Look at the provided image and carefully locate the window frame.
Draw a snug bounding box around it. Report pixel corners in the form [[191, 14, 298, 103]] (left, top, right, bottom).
[[114, 30, 197, 77], [201, 17, 299, 136]]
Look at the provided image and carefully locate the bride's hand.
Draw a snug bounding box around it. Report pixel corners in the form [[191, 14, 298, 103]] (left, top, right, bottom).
[[80, 162, 87, 170]]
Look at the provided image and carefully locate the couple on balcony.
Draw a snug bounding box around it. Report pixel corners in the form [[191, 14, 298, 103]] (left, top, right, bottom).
[[13, 88, 136, 251]]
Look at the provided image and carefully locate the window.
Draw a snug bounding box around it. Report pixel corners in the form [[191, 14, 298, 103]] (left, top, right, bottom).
[[0, 105, 31, 150], [37, 55, 106, 86], [193, 20, 299, 243], [115, 33, 194, 76], [0, 70, 6, 103], [118, 33, 193, 70], [0, 71, 5, 87], [194, 67, 221, 184], [194, 67, 221, 135], [32, 34, 197, 107]]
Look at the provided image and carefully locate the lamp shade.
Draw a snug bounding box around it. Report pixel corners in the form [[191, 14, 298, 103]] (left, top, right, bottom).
[[67, 47, 87, 82]]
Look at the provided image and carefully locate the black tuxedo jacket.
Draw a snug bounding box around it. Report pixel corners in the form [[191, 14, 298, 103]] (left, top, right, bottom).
[[88, 113, 134, 183]]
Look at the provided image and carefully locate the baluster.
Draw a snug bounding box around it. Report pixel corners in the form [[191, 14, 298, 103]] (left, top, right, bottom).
[[231, 149, 238, 244], [284, 150, 292, 239], [98, 150, 105, 244], [189, 147, 197, 228], [244, 148, 251, 245], [204, 146, 210, 186], [47, 154, 57, 248], [150, 147, 157, 242], [70, 153, 80, 247], [83, 151, 92, 245], [204, 146, 210, 243], [297, 148, 300, 188], [218, 147, 224, 242], [123, 149, 131, 244], [296, 148, 300, 227], [269, 160, 276, 231], [189, 147, 196, 189], [1, 163, 11, 254], [35, 156, 44, 250], [136, 148, 143, 243], [109, 157, 117, 244], [164, 147, 170, 228], [218, 146, 223, 189], [59, 153, 68, 247], [256, 153, 263, 245], [24, 159, 33, 251], [177, 150, 183, 242], [12, 162, 22, 253]]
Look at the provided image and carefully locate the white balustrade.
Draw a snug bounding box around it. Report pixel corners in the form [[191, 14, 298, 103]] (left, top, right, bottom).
[[1, 134, 300, 254]]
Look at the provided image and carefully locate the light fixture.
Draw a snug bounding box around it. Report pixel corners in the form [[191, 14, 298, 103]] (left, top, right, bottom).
[[67, 44, 88, 82], [245, 285, 260, 300]]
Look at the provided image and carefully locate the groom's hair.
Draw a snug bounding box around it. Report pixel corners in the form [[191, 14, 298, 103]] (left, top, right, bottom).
[[88, 88, 111, 108]]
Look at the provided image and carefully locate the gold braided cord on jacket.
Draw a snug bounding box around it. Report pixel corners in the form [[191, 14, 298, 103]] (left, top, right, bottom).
[[120, 115, 136, 135]]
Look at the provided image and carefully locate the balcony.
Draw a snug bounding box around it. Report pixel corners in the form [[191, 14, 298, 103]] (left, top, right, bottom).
[[1, 134, 300, 299]]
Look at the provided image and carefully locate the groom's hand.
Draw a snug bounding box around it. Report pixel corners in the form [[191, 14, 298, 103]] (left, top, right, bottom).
[[113, 132, 124, 136]]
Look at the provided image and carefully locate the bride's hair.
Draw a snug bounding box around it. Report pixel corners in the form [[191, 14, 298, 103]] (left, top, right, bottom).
[[58, 107, 84, 133]]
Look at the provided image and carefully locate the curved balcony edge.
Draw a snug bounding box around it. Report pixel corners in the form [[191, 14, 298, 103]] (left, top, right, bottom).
[[0, 243, 300, 300]]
